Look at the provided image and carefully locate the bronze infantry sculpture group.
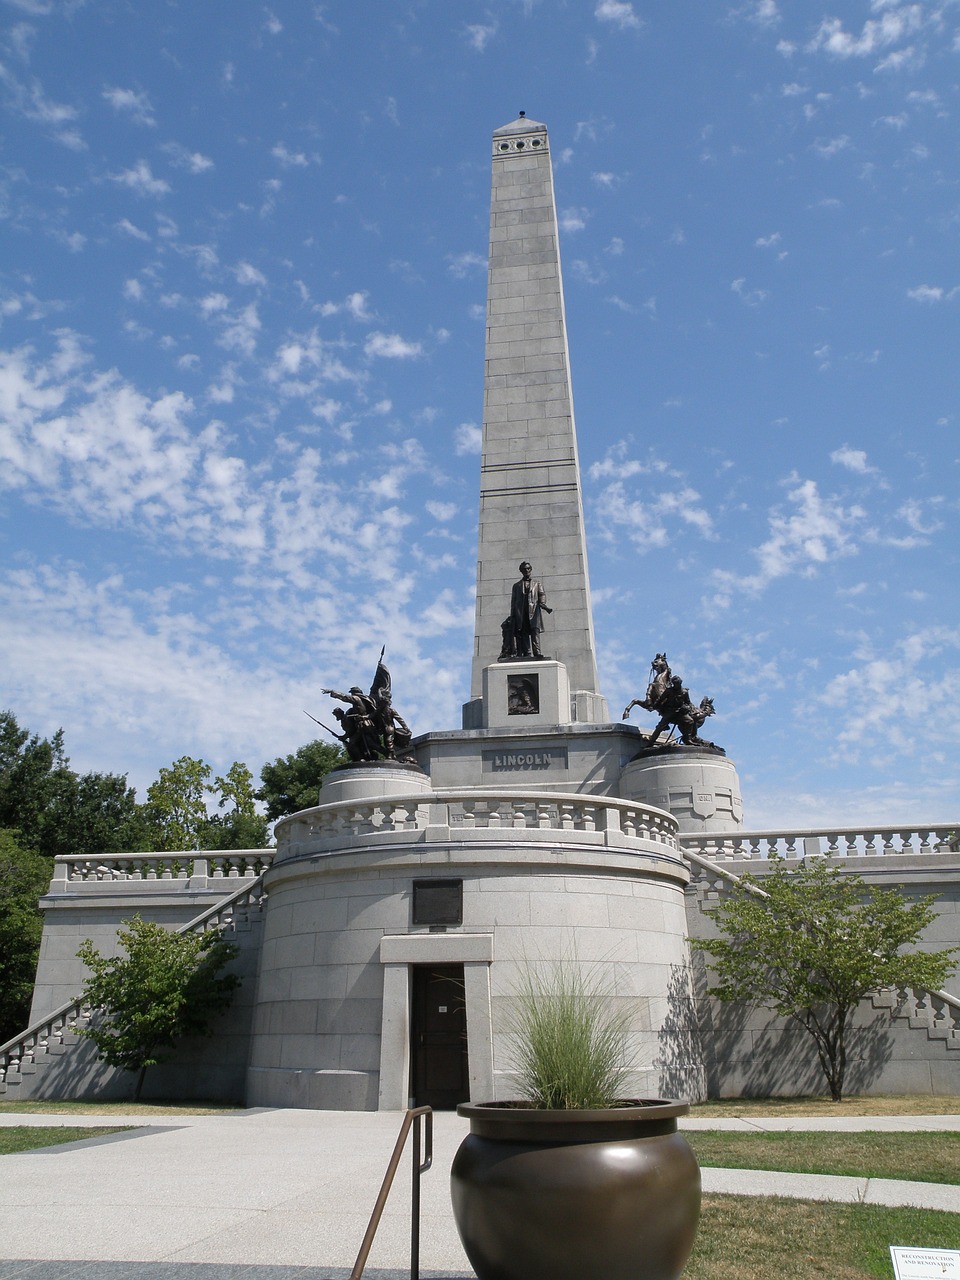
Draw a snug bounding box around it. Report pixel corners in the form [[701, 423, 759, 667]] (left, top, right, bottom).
[[317, 649, 415, 764]]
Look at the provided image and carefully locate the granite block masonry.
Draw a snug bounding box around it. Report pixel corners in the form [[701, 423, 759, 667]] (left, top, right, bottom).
[[467, 114, 606, 727]]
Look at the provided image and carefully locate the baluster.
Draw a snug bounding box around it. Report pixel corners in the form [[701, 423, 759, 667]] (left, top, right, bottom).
[[898, 829, 916, 856], [621, 808, 638, 839], [824, 833, 840, 856], [863, 831, 877, 854], [211, 857, 225, 878], [917, 829, 932, 852], [581, 805, 597, 832], [458, 801, 476, 828], [783, 833, 798, 857], [558, 802, 576, 831], [929, 995, 949, 1034], [536, 800, 554, 830], [879, 830, 896, 855]]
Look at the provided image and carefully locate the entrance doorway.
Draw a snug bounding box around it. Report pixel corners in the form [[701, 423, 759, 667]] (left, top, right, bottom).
[[410, 964, 469, 1109]]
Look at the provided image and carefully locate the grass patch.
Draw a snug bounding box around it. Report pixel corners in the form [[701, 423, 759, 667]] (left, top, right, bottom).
[[0, 1126, 135, 1154], [0, 1099, 243, 1116], [686, 1196, 960, 1279], [691, 1095, 960, 1118], [687, 1131, 960, 1185]]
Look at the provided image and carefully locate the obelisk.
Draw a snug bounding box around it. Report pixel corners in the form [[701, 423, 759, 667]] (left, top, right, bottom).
[[465, 114, 607, 726]]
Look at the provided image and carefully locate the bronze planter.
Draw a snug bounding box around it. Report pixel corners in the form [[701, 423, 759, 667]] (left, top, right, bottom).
[[451, 1100, 700, 1280]]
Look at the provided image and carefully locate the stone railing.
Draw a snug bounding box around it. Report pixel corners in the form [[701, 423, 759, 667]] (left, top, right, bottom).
[[276, 789, 681, 859], [0, 875, 268, 1092], [680, 824, 959, 865], [871, 987, 960, 1050], [49, 849, 275, 887]]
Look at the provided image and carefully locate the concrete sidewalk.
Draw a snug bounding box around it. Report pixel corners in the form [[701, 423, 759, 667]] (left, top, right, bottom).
[[0, 1109, 958, 1279]]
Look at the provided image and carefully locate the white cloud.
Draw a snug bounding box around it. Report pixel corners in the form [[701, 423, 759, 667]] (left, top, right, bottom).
[[454, 422, 482, 455], [464, 21, 497, 50], [115, 218, 150, 241], [830, 445, 877, 474], [560, 208, 589, 233], [595, 480, 715, 550], [217, 303, 261, 357], [812, 134, 852, 157], [712, 478, 866, 602], [102, 86, 156, 127], [164, 143, 214, 173], [595, 0, 643, 31], [907, 284, 950, 302], [318, 291, 374, 321], [731, 278, 770, 306], [426, 500, 457, 521], [807, 6, 924, 59], [109, 160, 170, 197], [755, 232, 781, 248], [810, 628, 960, 755], [234, 261, 267, 287], [447, 251, 486, 278], [364, 332, 422, 359], [272, 142, 309, 167]]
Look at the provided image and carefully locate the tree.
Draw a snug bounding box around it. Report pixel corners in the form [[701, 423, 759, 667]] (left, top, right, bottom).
[[0, 830, 51, 1044], [77, 916, 240, 1099], [206, 762, 270, 850], [258, 739, 345, 821], [143, 756, 271, 851], [142, 756, 213, 851], [0, 711, 145, 859], [696, 856, 958, 1101]]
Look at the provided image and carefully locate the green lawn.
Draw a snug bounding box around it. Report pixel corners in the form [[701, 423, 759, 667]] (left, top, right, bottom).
[[687, 1131, 960, 1185], [0, 1126, 135, 1154], [0, 1099, 241, 1115], [686, 1197, 960, 1280], [691, 1095, 960, 1118]]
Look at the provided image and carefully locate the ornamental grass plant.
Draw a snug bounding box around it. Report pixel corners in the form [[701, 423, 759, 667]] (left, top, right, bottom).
[[505, 962, 634, 1109]]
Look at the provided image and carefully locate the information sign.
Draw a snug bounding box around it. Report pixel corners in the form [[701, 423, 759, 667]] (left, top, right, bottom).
[[890, 1247, 960, 1279]]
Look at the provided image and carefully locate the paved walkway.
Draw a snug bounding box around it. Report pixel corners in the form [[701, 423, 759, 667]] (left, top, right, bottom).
[[0, 1110, 958, 1279]]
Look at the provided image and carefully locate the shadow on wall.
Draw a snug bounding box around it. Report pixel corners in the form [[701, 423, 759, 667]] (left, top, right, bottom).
[[654, 964, 707, 1102], [691, 952, 894, 1098]]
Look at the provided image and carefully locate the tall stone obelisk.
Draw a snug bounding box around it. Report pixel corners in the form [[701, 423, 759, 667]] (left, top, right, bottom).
[[465, 114, 608, 728]]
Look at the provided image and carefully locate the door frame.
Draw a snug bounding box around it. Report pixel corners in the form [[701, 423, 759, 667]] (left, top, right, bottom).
[[378, 933, 494, 1110]]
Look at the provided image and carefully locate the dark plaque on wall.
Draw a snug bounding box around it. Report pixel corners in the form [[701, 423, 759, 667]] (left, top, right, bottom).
[[508, 673, 539, 715], [413, 879, 463, 927]]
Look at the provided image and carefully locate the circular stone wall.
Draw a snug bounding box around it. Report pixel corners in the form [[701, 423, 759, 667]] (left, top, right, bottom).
[[619, 750, 743, 834]]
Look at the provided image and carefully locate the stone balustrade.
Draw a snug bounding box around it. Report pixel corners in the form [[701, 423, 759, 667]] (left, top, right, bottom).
[[50, 849, 274, 886], [275, 789, 681, 860], [680, 824, 959, 864]]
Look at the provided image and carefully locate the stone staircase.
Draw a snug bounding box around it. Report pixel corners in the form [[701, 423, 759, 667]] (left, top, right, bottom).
[[0, 874, 267, 1096], [682, 843, 960, 1067], [869, 986, 960, 1052]]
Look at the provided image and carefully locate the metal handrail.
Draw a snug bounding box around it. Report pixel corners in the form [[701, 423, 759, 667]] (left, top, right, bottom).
[[348, 1106, 433, 1280]]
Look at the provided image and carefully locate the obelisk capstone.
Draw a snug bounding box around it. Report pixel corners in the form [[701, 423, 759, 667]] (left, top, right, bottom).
[[465, 114, 608, 727]]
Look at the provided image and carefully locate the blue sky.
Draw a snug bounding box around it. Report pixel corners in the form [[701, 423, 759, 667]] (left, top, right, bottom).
[[1, 0, 957, 828]]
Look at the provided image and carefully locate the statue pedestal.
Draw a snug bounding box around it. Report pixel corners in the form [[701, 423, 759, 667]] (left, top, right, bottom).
[[480, 660, 570, 730], [317, 760, 431, 806], [619, 748, 743, 834]]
